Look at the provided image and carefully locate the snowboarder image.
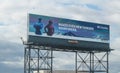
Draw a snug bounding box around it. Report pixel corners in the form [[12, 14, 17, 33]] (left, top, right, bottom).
[[44, 20, 54, 36], [34, 18, 43, 35]]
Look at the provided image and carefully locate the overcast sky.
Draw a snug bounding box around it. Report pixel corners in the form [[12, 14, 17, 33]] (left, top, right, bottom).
[[0, 0, 120, 73]]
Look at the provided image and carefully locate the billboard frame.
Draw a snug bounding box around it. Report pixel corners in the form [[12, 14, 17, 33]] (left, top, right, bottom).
[[27, 13, 110, 51]]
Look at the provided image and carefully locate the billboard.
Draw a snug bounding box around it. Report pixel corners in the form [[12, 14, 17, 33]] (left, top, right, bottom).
[[28, 14, 110, 51]]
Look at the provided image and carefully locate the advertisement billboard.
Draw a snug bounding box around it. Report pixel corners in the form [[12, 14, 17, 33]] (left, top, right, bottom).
[[28, 14, 110, 51]]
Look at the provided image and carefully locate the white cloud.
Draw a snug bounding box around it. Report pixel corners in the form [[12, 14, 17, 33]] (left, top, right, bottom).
[[111, 38, 120, 50], [103, 0, 120, 12], [0, 57, 24, 68], [53, 52, 75, 69], [106, 13, 120, 24]]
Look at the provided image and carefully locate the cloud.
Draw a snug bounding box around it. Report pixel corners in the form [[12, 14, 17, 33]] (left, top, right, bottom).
[[0, 58, 24, 68], [111, 37, 120, 49], [53, 51, 75, 70], [0, 62, 23, 73], [102, 0, 120, 12], [109, 61, 120, 73], [0, 40, 24, 73], [86, 4, 102, 11]]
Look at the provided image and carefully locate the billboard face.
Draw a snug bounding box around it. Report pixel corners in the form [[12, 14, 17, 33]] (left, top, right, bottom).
[[28, 14, 110, 50]]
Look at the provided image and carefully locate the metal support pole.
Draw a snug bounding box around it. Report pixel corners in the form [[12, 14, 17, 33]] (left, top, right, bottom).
[[75, 52, 77, 73], [107, 52, 109, 73], [24, 48, 26, 73], [92, 52, 94, 73], [28, 46, 31, 73], [51, 48, 53, 73], [38, 49, 39, 73], [90, 52, 92, 73]]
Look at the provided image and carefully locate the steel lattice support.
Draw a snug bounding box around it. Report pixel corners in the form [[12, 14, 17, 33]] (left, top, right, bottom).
[[24, 45, 53, 73], [76, 52, 91, 73], [24, 43, 110, 73], [76, 51, 109, 73]]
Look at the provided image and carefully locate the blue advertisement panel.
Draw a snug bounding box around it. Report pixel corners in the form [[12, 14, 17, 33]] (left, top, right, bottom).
[[28, 14, 109, 43], [28, 14, 110, 51]]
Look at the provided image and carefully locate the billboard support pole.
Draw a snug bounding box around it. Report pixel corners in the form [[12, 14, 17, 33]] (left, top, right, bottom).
[[76, 51, 90, 73], [90, 52, 92, 73], [51, 47, 53, 73], [28, 46, 31, 73], [92, 52, 94, 73], [24, 47, 26, 73], [24, 45, 31, 73], [76, 51, 109, 73], [75, 51, 77, 73], [107, 51, 109, 73], [37, 48, 39, 73], [24, 44, 53, 73]]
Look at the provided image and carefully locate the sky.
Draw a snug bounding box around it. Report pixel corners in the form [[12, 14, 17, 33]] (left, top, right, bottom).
[[0, 0, 120, 73]]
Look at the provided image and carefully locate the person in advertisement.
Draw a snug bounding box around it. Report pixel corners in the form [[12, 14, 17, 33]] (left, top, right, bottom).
[[44, 20, 54, 36], [34, 18, 43, 35]]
